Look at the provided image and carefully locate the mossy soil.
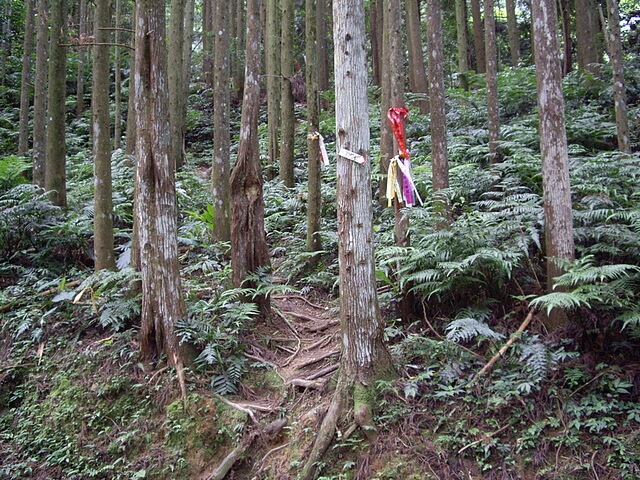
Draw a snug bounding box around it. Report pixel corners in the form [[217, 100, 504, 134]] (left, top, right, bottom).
[[1, 296, 640, 480]]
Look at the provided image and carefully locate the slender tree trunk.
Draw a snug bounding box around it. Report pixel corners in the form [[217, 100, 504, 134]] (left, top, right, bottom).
[[32, 0, 48, 187], [559, 0, 572, 75], [230, 0, 271, 312], [575, 0, 602, 73], [370, 0, 383, 86], [93, 0, 116, 271], [0, 3, 12, 101], [406, 0, 429, 113], [18, 0, 35, 156], [114, 0, 122, 150], [471, 0, 485, 73], [306, 0, 322, 257], [505, 0, 519, 66], [202, 0, 214, 85], [280, 0, 295, 187], [605, 0, 630, 153], [455, 0, 470, 90], [532, 0, 575, 330], [266, 0, 281, 178], [484, 0, 500, 163], [428, 0, 449, 192], [44, 0, 68, 207], [232, 0, 246, 102], [76, 0, 87, 118], [317, 0, 330, 92], [301, 1, 393, 476], [168, 0, 186, 169], [125, 4, 137, 156], [134, 0, 189, 373], [212, 0, 232, 242], [181, 0, 195, 142]]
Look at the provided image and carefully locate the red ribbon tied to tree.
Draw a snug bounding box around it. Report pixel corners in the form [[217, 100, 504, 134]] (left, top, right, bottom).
[[387, 107, 410, 159], [386, 107, 421, 207]]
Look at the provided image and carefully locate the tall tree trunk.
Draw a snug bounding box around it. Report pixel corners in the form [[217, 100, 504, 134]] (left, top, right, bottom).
[[0, 3, 12, 100], [532, 0, 575, 330], [230, 0, 271, 312], [471, 0, 485, 73], [125, 5, 137, 156], [134, 0, 189, 380], [45, 0, 68, 207], [484, 0, 500, 163], [428, 0, 449, 192], [605, 0, 630, 153], [505, 0, 519, 66], [301, 1, 393, 477], [455, 0, 470, 90], [18, 0, 35, 156], [306, 0, 322, 257], [92, 0, 116, 271], [406, 0, 429, 113], [231, 0, 246, 102], [370, 0, 382, 86], [202, 0, 214, 85], [212, 0, 232, 242], [279, 0, 295, 187], [76, 0, 88, 118], [32, 0, 48, 187], [181, 0, 195, 145], [317, 0, 330, 92], [168, 0, 186, 169], [559, 0, 572, 75], [266, 0, 281, 178], [114, 0, 122, 150], [575, 0, 602, 72]]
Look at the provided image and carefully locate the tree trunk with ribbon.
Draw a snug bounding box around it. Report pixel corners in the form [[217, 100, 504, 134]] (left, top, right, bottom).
[[301, 1, 394, 477]]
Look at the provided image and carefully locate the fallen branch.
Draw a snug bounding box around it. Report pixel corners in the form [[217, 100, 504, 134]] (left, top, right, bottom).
[[457, 423, 511, 454], [281, 310, 324, 323], [214, 394, 259, 424], [470, 307, 537, 383]]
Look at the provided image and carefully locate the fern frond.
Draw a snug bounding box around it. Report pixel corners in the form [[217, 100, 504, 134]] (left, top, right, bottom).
[[529, 291, 591, 315], [445, 317, 504, 343]]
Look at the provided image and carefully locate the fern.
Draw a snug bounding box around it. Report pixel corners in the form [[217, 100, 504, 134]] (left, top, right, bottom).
[[445, 317, 504, 343], [0, 155, 31, 192]]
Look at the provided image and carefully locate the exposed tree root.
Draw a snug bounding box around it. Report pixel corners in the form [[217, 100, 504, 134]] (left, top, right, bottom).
[[204, 418, 287, 480], [299, 371, 381, 480], [297, 349, 340, 369]]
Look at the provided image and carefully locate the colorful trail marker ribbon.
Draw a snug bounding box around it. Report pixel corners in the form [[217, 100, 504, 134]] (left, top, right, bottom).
[[386, 107, 421, 207]]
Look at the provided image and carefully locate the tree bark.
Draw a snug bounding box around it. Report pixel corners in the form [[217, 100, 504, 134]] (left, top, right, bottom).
[[317, 0, 331, 92], [370, 0, 382, 86], [134, 0, 188, 368], [44, 0, 68, 207], [532, 0, 575, 330], [505, 0, 519, 66], [471, 0, 485, 73], [202, 0, 214, 85], [266, 0, 281, 177], [427, 0, 449, 192], [93, 0, 116, 271], [306, 0, 322, 257], [76, 0, 88, 118], [168, 0, 186, 169], [125, 5, 137, 156], [406, 0, 428, 113], [301, 0, 393, 476], [605, 0, 630, 153], [114, 0, 122, 150], [18, 0, 35, 156], [279, 0, 295, 187], [230, 0, 271, 313], [231, 0, 246, 102], [575, 0, 602, 73], [455, 0, 470, 90], [212, 0, 232, 242], [32, 0, 48, 187], [484, 0, 500, 163]]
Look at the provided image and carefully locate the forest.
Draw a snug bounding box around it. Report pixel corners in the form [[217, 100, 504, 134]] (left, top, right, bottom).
[[1, 0, 639, 478]]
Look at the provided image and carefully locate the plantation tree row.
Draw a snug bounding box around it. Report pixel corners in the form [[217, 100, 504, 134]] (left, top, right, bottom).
[[0, 0, 637, 473]]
